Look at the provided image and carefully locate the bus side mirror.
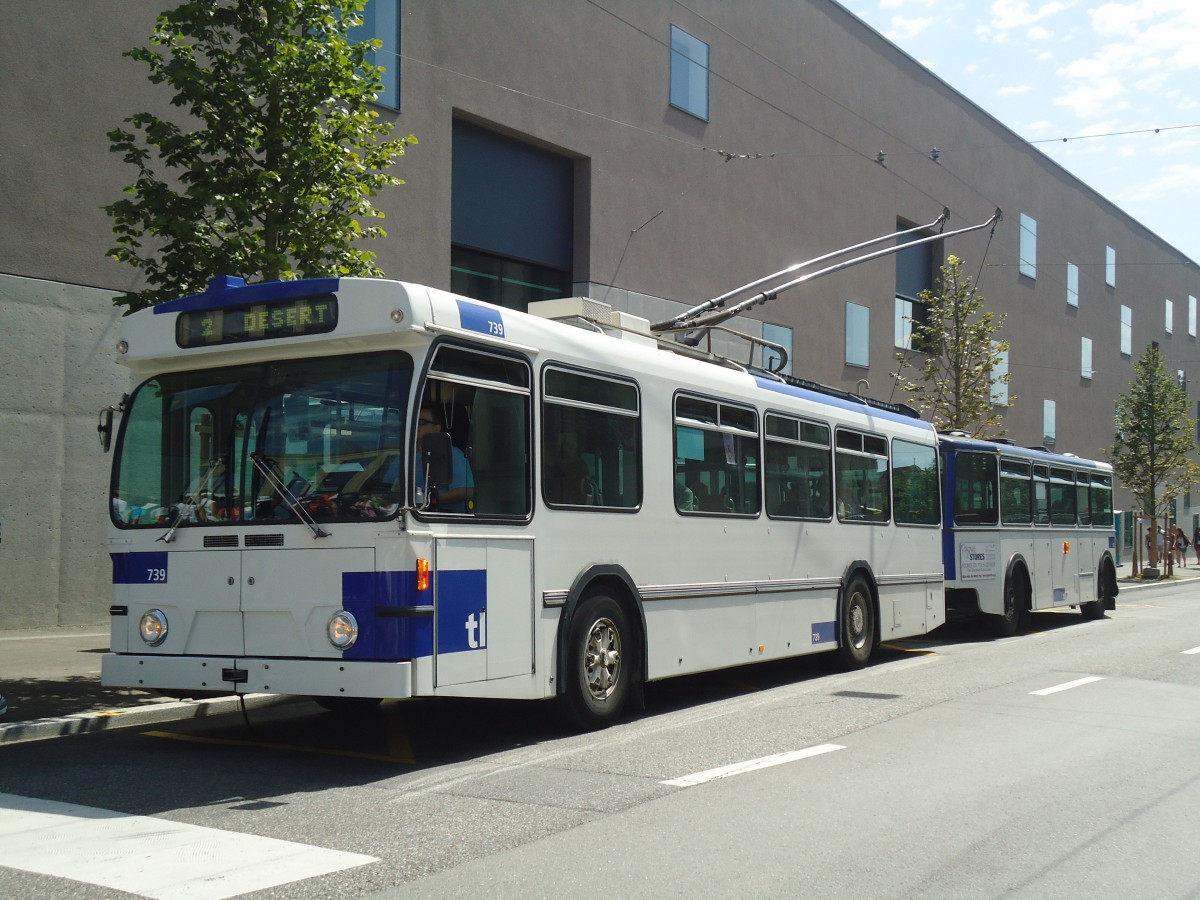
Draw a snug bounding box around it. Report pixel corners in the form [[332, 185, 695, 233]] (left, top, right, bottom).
[[420, 432, 454, 486], [98, 407, 115, 453]]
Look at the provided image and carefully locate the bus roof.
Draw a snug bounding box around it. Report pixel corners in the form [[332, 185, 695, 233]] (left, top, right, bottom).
[[936, 433, 1111, 470]]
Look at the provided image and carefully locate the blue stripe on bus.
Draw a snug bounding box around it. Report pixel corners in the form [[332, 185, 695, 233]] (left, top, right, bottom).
[[752, 376, 935, 430], [455, 299, 505, 338], [341, 569, 489, 660], [942, 529, 957, 580], [111, 552, 168, 584], [153, 277, 341, 314]]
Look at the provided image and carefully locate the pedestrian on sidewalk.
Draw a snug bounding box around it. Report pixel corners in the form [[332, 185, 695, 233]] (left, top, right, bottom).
[[0, 691, 7, 717], [1176, 526, 1189, 568]]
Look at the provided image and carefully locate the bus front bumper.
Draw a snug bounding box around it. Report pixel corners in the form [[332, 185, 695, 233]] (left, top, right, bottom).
[[101, 653, 414, 699]]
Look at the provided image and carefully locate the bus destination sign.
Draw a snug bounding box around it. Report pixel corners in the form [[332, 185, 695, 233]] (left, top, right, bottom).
[[176, 293, 338, 348]]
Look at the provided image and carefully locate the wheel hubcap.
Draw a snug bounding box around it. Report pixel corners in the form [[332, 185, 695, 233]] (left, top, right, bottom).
[[584, 617, 622, 700], [848, 593, 867, 648]]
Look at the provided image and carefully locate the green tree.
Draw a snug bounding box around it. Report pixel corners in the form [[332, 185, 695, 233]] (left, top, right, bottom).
[[106, 0, 415, 311], [892, 255, 1014, 437], [1108, 345, 1200, 569]]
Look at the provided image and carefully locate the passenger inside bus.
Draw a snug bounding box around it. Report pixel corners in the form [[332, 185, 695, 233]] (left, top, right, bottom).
[[416, 404, 474, 512]]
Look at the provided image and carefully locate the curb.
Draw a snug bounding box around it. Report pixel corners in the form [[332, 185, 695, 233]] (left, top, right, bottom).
[[0, 693, 298, 747]]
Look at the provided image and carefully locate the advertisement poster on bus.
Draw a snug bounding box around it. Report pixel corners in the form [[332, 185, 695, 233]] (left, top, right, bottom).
[[959, 541, 998, 580]]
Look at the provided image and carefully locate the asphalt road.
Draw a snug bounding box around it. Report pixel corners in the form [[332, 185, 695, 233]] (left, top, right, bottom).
[[1, 581, 1198, 899]]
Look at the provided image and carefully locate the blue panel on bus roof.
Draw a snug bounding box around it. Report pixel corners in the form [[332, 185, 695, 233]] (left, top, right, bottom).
[[753, 376, 935, 430], [455, 298, 505, 338], [153, 276, 340, 315]]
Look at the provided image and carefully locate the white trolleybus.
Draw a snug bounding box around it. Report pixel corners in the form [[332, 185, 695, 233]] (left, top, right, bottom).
[[101, 212, 999, 727], [938, 434, 1118, 636]]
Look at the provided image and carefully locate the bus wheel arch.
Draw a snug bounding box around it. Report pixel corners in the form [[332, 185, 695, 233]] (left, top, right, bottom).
[[837, 563, 878, 669], [555, 566, 646, 730]]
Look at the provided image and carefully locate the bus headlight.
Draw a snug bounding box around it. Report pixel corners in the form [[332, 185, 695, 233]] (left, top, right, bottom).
[[139, 609, 168, 646], [327, 611, 359, 650]]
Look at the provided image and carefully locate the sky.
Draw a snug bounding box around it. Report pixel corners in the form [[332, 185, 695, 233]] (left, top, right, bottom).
[[850, 0, 1200, 264]]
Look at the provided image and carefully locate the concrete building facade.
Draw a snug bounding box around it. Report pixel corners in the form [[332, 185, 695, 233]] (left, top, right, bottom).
[[2, 0, 1198, 627]]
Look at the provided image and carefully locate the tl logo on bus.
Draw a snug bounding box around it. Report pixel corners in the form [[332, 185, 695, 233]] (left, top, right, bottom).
[[465, 611, 486, 650]]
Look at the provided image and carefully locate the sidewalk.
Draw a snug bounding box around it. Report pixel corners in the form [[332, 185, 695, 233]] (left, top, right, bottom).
[[2, 563, 1197, 745], [0, 626, 288, 745]]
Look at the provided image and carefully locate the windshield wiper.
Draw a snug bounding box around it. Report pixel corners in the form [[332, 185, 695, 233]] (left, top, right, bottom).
[[249, 453, 330, 539], [155, 457, 226, 544]]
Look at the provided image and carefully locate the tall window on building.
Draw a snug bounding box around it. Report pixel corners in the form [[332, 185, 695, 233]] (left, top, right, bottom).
[[451, 120, 574, 311], [761, 322, 793, 375], [1190, 295, 1197, 338], [1166, 298, 1174, 334], [1106, 245, 1117, 288], [1019, 213, 1037, 279], [1043, 399, 1056, 447], [1067, 262, 1079, 307], [991, 346, 1009, 405], [845, 302, 870, 368], [670, 25, 709, 120], [349, 0, 401, 110], [895, 223, 938, 348], [1120, 305, 1132, 356], [1081, 337, 1093, 380]]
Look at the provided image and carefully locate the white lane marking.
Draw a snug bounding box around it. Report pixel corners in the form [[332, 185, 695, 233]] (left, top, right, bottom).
[[1182, 646, 1200, 655], [0, 792, 376, 900], [1030, 675, 1105, 696], [661, 743, 845, 787]]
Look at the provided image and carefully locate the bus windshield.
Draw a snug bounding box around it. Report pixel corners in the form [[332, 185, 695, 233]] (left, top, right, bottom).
[[111, 352, 413, 527]]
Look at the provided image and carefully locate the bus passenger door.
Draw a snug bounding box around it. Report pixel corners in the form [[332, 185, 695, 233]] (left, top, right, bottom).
[[434, 537, 534, 686]]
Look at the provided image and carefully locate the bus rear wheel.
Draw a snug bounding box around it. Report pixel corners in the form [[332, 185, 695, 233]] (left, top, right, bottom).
[[562, 593, 633, 730], [1082, 563, 1113, 620], [990, 572, 1024, 637], [838, 576, 875, 669]]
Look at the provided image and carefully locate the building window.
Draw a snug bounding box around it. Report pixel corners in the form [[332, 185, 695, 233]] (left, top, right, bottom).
[[845, 302, 870, 368], [1019, 213, 1037, 279], [895, 223, 937, 348], [349, 0, 401, 110], [761, 322, 793, 375], [1043, 399, 1056, 447], [1179, 370, 1188, 392], [1166, 299, 1174, 334], [991, 346, 1009, 405], [1120, 305, 1132, 356], [451, 120, 574, 311], [1190, 295, 1197, 338], [1081, 337, 1093, 380], [670, 25, 709, 121], [1106, 245, 1117, 288], [1066, 263, 1079, 307]]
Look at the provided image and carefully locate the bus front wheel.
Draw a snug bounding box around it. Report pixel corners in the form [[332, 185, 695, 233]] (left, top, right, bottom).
[[838, 576, 875, 669], [562, 593, 633, 730]]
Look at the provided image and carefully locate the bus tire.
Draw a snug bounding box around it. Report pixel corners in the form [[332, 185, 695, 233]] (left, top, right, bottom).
[[837, 575, 875, 669], [989, 571, 1024, 637], [562, 592, 633, 730], [1082, 561, 1113, 620]]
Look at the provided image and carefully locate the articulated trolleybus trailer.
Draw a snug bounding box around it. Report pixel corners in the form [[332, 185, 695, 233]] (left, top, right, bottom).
[[939, 433, 1118, 636], [100, 212, 996, 727]]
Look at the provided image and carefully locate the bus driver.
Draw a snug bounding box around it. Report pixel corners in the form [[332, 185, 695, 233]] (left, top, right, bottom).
[[416, 406, 474, 512]]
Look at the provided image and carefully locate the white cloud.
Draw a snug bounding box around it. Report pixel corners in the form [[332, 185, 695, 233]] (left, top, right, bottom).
[[998, 84, 1034, 95], [988, 0, 1072, 32], [1027, 25, 1053, 40], [1123, 162, 1200, 203], [886, 15, 936, 39]]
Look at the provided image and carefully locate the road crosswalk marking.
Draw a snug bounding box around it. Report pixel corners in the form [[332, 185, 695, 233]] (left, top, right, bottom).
[[0, 792, 376, 899]]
